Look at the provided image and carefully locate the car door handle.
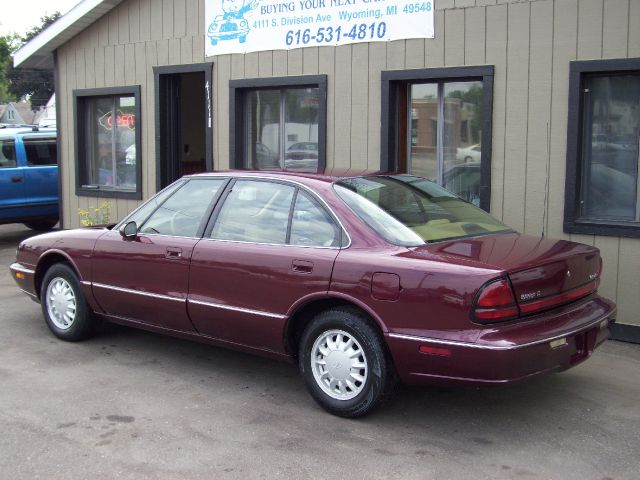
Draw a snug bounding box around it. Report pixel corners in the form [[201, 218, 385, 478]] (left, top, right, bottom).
[[11, 176, 22, 183], [292, 260, 313, 274], [165, 247, 182, 259]]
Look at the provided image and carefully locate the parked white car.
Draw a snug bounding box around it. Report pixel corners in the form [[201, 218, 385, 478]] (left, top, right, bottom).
[[456, 144, 481, 162]]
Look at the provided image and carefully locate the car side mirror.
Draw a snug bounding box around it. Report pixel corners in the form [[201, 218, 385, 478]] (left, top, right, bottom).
[[119, 221, 138, 240]]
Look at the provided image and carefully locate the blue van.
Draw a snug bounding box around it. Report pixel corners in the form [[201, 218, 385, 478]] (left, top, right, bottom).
[[0, 127, 58, 231]]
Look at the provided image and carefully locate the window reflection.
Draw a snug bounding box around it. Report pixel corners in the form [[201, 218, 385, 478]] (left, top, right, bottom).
[[245, 87, 319, 172], [409, 81, 483, 207], [580, 74, 640, 222], [246, 90, 281, 170], [409, 83, 437, 180]]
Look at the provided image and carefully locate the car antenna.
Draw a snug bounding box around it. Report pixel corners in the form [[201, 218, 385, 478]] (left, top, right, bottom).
[[542, 122, 550, 238]]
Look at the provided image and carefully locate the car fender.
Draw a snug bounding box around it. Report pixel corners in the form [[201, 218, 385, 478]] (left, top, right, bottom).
[[323, 291, 390, 333], [36, 248, 102, 313], [281, 291, 390, 355]]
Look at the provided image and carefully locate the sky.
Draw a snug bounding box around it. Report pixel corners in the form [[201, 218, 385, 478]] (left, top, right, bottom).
[[0, 0, 79, 37]]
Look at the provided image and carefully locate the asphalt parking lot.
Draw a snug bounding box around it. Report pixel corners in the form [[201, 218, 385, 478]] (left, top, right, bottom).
[[1, 223, 638, 480]]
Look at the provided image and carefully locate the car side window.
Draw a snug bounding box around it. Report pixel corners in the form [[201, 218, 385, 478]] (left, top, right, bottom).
[[0, 139, 17, 168], [123, 181, 185, 229], [24, 137, 57, 166], [139, 179, 226, 237], [290, 191, 340, 247], [211, 180, 295, 244]]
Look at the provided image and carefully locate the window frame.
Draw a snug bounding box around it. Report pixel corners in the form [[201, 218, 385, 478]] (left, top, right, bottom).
[[381, 66, 494, 212], [564, 58, 640, 237], [73, 86, 143, 200], [229, 75, 328, 173]]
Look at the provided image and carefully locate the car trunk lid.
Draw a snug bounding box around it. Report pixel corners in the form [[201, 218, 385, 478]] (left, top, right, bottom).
[[508, 253, 600, 315], [408, 232, 601, 316]]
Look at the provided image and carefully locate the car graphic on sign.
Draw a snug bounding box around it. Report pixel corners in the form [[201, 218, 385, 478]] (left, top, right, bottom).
[[208, 15, 250, 45], [207, 0, 258, 46]]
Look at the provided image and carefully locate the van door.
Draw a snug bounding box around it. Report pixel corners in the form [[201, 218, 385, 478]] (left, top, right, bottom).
[[20, 135, 59, 219], [0, 137, 26, 220]]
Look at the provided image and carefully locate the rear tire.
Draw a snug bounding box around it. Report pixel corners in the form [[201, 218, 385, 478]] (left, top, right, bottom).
[[40, 263, 97, 341], [25, 219, 57, 231], [299, 307, 397, 418]]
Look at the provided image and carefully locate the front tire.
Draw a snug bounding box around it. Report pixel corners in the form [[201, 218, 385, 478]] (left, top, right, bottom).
[[41, 263, 97, 341], [24, 219, 57, 231], [299, 308, 396, 418]]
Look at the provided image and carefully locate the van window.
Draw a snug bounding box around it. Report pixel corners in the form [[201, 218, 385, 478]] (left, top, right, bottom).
[[24, 137, 57, 166], [0, 139, 17, 168]]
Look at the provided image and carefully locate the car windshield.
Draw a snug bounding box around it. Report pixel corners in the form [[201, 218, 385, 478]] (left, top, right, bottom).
[[334, 175, 512, 246]]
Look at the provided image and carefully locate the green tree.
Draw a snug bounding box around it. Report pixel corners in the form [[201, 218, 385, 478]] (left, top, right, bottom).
[[6, 13, 61, 110], [447, 85, 484, 144], [0, 35, 20, 103]]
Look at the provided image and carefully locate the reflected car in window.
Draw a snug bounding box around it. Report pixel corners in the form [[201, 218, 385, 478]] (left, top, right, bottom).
[[10, 172, 616, 417], [284, 142, 319, 172], [443, 161, 481, 207], [455, 143, 481, 163]]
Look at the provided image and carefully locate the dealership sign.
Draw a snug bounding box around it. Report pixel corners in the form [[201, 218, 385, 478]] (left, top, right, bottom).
[[204, 0, 434, 56]]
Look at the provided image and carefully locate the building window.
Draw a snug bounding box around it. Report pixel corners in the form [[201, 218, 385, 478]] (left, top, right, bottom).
[[230, 76, 327, 173], [565, 59, 640, 237], [74, 86, 142, 199], [382, 66, 494, 211]]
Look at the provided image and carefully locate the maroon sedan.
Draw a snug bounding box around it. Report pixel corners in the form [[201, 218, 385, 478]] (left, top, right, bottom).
[[10, 172, 616, 417]]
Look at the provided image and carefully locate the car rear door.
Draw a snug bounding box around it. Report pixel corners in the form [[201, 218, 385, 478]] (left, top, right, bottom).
[[19, 134, 59, 218], [91, 178, 228, 331], [0, 136, 25, 220], [187, 178, 343, 354]]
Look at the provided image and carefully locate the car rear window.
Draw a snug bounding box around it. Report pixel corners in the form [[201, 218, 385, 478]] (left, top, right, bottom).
[[24, 137, 57, 166], [334, 175, 512, 245]]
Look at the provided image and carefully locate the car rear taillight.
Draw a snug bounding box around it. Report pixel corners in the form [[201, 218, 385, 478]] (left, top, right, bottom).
[[473, 278, 519, 323]]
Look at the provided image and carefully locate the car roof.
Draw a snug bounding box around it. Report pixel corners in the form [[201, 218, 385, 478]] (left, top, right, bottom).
[[186, 169, 391, 186], [0, 125, 57, 136]]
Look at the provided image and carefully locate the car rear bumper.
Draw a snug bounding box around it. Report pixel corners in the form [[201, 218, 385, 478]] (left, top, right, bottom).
[[386, 295, 616, 386]]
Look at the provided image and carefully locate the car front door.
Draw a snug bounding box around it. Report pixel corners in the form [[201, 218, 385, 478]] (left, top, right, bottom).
[[91, 178, 228, 331], [187, 179, 343, 354], [0, 137, 25, 220]]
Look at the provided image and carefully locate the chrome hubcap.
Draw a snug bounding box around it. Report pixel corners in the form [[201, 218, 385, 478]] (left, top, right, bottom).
[[311, 329, 368, 400], [46, 277, 77, 330]]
